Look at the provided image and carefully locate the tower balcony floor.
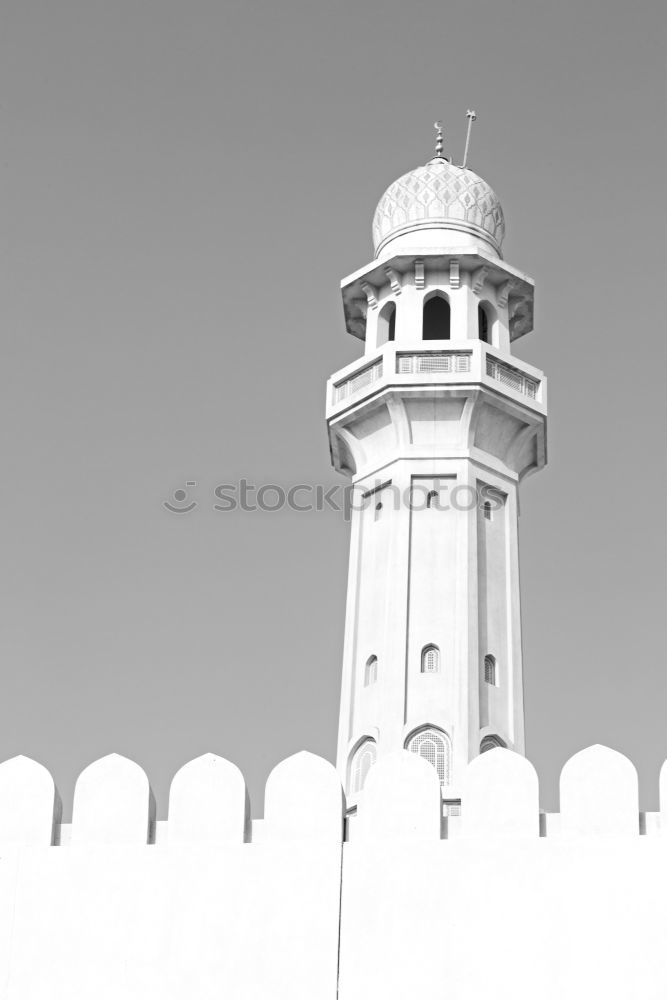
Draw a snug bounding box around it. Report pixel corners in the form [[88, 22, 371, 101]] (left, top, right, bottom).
[[327, 341, 546, 420]]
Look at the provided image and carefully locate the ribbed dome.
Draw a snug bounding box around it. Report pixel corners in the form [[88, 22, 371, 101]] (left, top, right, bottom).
[[372, 156, 505, 258]]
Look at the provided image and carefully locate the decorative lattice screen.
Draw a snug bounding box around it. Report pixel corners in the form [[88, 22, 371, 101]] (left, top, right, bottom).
[[406, 728, 451, 785], [421, 646, 440, 674]]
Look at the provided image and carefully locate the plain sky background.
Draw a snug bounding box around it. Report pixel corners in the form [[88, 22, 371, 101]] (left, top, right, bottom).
[[1, 0, 665, 817]]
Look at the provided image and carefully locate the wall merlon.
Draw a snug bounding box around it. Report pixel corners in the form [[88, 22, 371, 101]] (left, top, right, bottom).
[[71, 753, 153, 846], [0, 746, 663, 850], [168, 752, 249, 844], [0, 755, 58, 846]]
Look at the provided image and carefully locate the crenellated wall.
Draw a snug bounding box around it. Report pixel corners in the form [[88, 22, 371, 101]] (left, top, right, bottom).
[[0, 746, 666, 999]]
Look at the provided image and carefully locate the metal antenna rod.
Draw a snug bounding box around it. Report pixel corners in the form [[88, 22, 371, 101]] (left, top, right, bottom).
[[461, 110, 477, 169]]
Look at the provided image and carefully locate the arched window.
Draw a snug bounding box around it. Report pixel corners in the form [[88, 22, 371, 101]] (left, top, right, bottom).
[[426, 490, 439, 509], [364, 655, 378, 686], [480, 734, 506, 753], [377, 301, 396, 346], [349, 737, 377, 794], [421, 644, 440, 674], [422, 294, 450, 341], [478, 303, 490, 343], [405, 726, 451, 786], [483, 501, 492, 520], [483, 654, 497, 685]]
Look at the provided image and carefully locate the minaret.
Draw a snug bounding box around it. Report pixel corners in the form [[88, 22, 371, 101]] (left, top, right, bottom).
[[326, 122, 547, 809]]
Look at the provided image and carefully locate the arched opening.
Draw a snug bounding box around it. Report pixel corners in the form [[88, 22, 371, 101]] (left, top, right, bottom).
[[377, 301, 396, 346], [480, 734, 506, 753], [405, 726, 451, 786], [422, 294, 450, 341], [478, 303, 490, 343], [483, 501, 492, 521], [478, 300, 497, 345], [483, 654, 497, 685], [426, 490, 439, 509], [421, 645, 440, 674], [364, 655, 378, 687], [349, 737, 377, 794]]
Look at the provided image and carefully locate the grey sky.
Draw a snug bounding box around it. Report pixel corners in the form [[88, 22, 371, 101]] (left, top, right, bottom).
[[1, 0, 664, 817]]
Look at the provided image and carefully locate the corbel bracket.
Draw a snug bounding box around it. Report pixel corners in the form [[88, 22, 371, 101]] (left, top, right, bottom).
[[360, 281, 378, 310], [497, 278, 516, 308], [384, 266, 402, 296], [414, 259, 425, 290], [471, 265, 489, 295], [449, 259, 460, 289]]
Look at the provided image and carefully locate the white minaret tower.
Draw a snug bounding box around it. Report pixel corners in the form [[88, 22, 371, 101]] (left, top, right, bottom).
[[326, 121, 547, 810]]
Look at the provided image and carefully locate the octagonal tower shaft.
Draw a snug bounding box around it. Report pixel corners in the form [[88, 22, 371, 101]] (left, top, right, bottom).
[[326, 249, 547, 807]]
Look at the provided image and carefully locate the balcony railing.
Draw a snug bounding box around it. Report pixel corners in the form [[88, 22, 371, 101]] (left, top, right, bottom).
[[333, 357, 383, 404], [330, 346, 542, 410], [397, 351, 471, 375], [486, 355, 538, 399]]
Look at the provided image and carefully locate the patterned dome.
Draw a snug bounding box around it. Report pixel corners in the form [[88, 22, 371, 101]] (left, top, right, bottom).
[[372, 156, 505, 258]]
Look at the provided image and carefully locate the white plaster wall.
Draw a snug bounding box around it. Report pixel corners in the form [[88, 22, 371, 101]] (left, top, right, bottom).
[[339, 747, 667, 1000], [338, 837, 667, 1000], [404, 474, 460, 741], [350, 484, 395, 748], [0, 842, 342, 1000], [476, 478, 518, 748]]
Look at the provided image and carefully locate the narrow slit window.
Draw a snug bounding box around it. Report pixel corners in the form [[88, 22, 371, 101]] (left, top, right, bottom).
[[484, 654, 496, 685], [421, 644, 440, 674], [426, 490, 439, 509], [349, 738, 377, 793], [364, 655, 378, 686], [483, 501, 492, 520], [478, 304, 490, 343], [377, 301, 396, 346]]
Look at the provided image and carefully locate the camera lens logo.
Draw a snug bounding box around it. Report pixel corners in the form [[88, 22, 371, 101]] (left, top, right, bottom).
[[163, 482, 198, 514]]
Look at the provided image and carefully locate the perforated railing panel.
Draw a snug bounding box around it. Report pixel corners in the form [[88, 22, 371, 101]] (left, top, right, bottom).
[[486, 355, 539, 399], [333, 359, 383, 404], [397, 352, 471, 375]]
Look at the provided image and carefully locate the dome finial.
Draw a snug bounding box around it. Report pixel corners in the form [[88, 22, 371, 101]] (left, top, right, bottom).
[[433, 121, 445, 159]]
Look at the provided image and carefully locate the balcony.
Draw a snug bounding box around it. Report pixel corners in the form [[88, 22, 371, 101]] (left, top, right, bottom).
[[332, 357, 383, 405], [328, 342, 545, 416], [485, 355, 538, 400]]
